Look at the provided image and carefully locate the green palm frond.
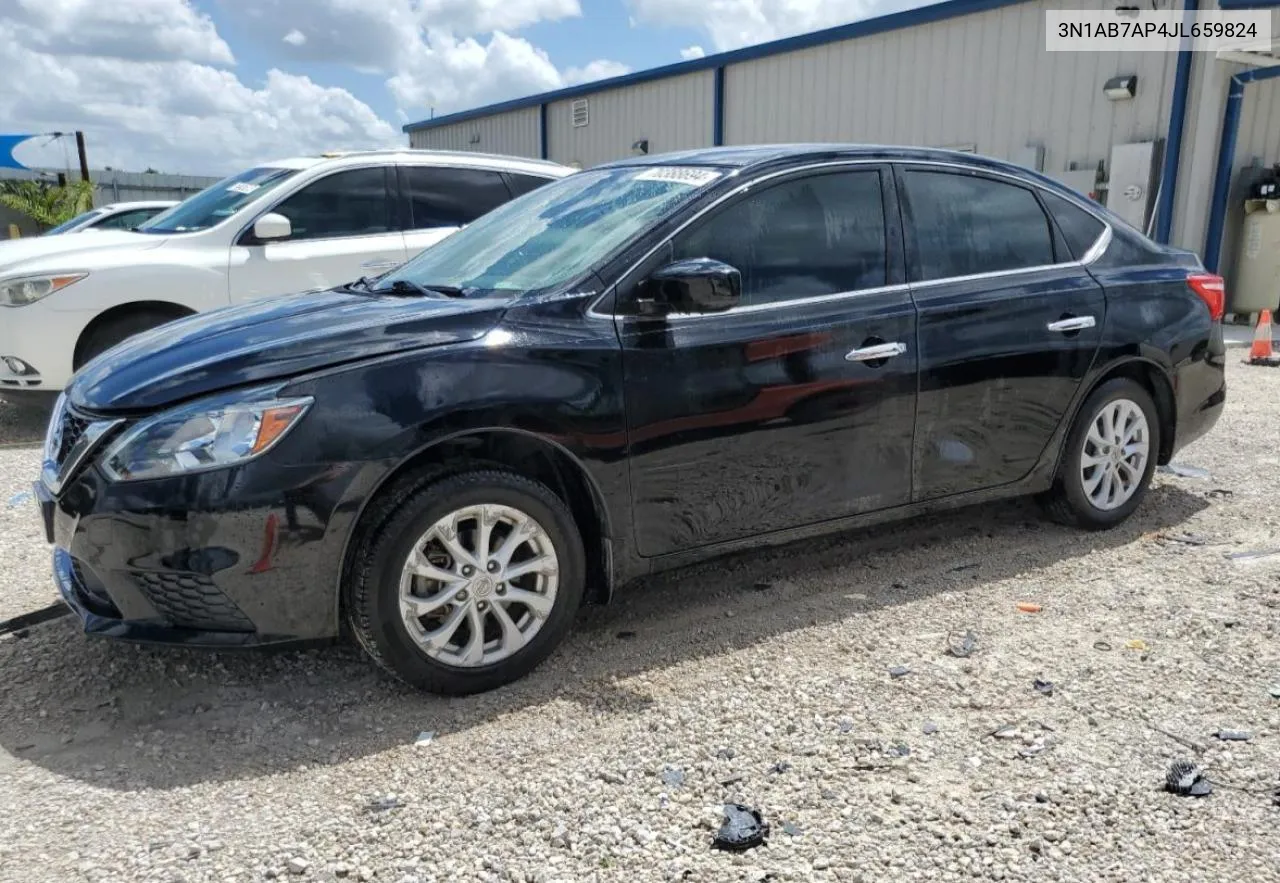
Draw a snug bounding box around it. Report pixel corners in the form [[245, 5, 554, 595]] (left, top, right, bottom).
[[0, 179, 96, 229]]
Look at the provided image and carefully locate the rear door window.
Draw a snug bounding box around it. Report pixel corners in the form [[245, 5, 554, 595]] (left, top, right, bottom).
[[403, 166, 512, 229], [900, 170, 1056, 281]]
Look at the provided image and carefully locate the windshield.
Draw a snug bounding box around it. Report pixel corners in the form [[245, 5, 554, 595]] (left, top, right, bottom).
[[44, 209, 105, 235], [377, 165, 725, 295], [137, 166, 300, 234]]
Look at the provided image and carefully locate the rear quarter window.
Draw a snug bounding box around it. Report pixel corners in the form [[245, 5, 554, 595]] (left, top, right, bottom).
[[1039, 190, 1107, 260]]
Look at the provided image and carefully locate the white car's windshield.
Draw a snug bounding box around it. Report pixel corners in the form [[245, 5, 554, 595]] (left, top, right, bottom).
[[374, 165, 725, 296], [137, 166, 300, 234]]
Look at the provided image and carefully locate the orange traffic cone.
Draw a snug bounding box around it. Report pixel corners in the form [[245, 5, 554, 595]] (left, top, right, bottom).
[[1250, 309, 1275, 363]]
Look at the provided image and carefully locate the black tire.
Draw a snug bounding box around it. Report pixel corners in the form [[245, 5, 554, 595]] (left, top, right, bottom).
[[347, 468, 586, 695], [1038, 378, 1160, 530], [75, 309, 185, 370]]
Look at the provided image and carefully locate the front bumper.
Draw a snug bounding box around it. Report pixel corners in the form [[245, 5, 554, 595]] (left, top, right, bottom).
[[0, 302, 78, 391], [34, 448, 358, 649]]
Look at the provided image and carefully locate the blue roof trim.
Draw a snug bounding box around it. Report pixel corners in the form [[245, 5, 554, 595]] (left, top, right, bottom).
[[403, 0, 1028, 133], [1215, 0, 1280, 8]]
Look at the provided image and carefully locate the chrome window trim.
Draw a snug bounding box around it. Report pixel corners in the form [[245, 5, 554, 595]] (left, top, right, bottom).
[[656, 283, 913, 322], [1081, 222, 1113, 264], [586, 156, 1113, 321]]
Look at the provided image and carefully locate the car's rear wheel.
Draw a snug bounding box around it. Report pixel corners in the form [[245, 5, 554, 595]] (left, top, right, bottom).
[[347, 469, 585, 695], [1038, 377, 1160, 530]]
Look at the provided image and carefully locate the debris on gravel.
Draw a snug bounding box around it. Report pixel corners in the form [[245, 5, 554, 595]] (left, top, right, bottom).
[[711, 804, 769, 852]]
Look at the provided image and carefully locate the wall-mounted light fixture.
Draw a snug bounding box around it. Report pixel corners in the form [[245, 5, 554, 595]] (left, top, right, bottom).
[[1104, 75, 1137, 100], [632, 138, 649, 155]]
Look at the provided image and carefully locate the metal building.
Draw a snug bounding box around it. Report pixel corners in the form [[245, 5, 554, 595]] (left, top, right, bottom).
[[404, 0, 1280, 311]]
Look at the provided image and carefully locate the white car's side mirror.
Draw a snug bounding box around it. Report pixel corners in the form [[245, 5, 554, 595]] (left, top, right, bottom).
[[253, 213, 292, 242]]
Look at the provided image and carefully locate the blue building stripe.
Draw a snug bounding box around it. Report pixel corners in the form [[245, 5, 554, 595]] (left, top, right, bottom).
[[713, 67, 726, 147], [1153, 0, 1198, 245]]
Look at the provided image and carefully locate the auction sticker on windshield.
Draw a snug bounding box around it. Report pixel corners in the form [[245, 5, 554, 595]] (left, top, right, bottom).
[[634, 167, 722, 187], [227, 182, 261, 195]]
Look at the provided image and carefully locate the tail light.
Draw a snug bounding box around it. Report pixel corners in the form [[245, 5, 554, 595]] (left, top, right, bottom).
[[1187, 273, 1225, 321]]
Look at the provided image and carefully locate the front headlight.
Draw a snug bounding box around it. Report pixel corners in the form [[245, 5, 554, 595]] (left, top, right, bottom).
[[100, 394, 314, 482], [0, 272, 88, 306]]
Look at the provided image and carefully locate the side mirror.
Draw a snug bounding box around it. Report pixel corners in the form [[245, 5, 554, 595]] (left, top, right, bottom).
[[252, 212, 292, 242], [637, 257, 741, 315]]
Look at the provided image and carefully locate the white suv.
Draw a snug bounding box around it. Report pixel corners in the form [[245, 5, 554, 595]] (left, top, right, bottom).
[[0, 150, 575, 392]]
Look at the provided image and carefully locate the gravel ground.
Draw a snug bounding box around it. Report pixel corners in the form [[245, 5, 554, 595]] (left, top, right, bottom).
[[1, 359, 1279, 883]]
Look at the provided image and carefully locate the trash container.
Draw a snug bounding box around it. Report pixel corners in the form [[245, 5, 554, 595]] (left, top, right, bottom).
[[1232, 198, 1280, 314]]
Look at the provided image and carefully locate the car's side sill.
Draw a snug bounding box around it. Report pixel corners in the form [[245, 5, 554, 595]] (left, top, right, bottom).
[[637, 475, 1053, 582]]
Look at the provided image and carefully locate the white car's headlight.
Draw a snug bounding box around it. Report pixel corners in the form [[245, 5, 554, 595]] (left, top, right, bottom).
[[100, 394, 314, 482], [0, 272, 88, 306]]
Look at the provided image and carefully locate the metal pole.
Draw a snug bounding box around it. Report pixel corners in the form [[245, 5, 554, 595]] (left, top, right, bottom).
[[75, 131, 90, 183]]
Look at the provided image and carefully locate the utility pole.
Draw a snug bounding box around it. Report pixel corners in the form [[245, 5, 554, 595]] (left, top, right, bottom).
[[75, 131, 90, 182]]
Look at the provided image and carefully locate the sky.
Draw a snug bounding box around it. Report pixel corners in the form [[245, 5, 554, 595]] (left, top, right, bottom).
[[0, 0, 908, 177]]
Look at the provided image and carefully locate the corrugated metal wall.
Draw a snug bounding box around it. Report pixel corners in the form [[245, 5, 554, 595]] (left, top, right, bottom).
[[724, 0, 1177, 179], [407, 107, 542, 158], [546, 71, 714, 168], [400, 0, 1280, 266]]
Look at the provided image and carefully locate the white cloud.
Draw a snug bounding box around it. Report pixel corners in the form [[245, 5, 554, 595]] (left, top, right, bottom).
[[414, 0, 582, 36], [628, 0, 912, 52], [0, 0, 630, 175], [564, 59, 633, 85], [680, 44, 706, 59], [386, 30, 627, 115], [216, 0, 626, 117], [4, 0, 234, 65], [0, 5, 397, 175]]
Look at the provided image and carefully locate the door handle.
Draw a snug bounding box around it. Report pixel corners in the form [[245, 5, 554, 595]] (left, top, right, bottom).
[[1046, 316, 1096, 333], [845, 341, 907, 362]]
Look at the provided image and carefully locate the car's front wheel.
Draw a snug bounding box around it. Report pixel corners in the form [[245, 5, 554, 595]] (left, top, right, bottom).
[[1039, 377, 1160, 530], [347, 469, 585, 695]]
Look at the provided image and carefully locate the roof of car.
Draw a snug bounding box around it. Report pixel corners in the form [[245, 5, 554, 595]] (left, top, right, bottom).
[[593, 144, 1031, 172], [263, 149, 575, 177]]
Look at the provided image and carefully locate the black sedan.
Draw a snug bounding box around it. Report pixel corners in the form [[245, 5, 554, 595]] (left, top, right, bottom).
[[34, 145, 1226, 695]]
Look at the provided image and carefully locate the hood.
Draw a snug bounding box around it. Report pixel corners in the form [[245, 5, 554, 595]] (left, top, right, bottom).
[[69, 288, 508, 412], [0, 230, 167, 272]]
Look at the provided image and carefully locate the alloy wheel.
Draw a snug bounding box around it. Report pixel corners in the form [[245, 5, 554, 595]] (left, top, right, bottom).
[[1080, 398, 1150, 511], [398, 503, 560, 668]]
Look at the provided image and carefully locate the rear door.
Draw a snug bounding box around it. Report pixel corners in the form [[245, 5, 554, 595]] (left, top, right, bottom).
[[228, 166, 406, 301], [616, 163, 919, 556], [398, 165, 521, 263], [896, 163, 1106, 500]]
